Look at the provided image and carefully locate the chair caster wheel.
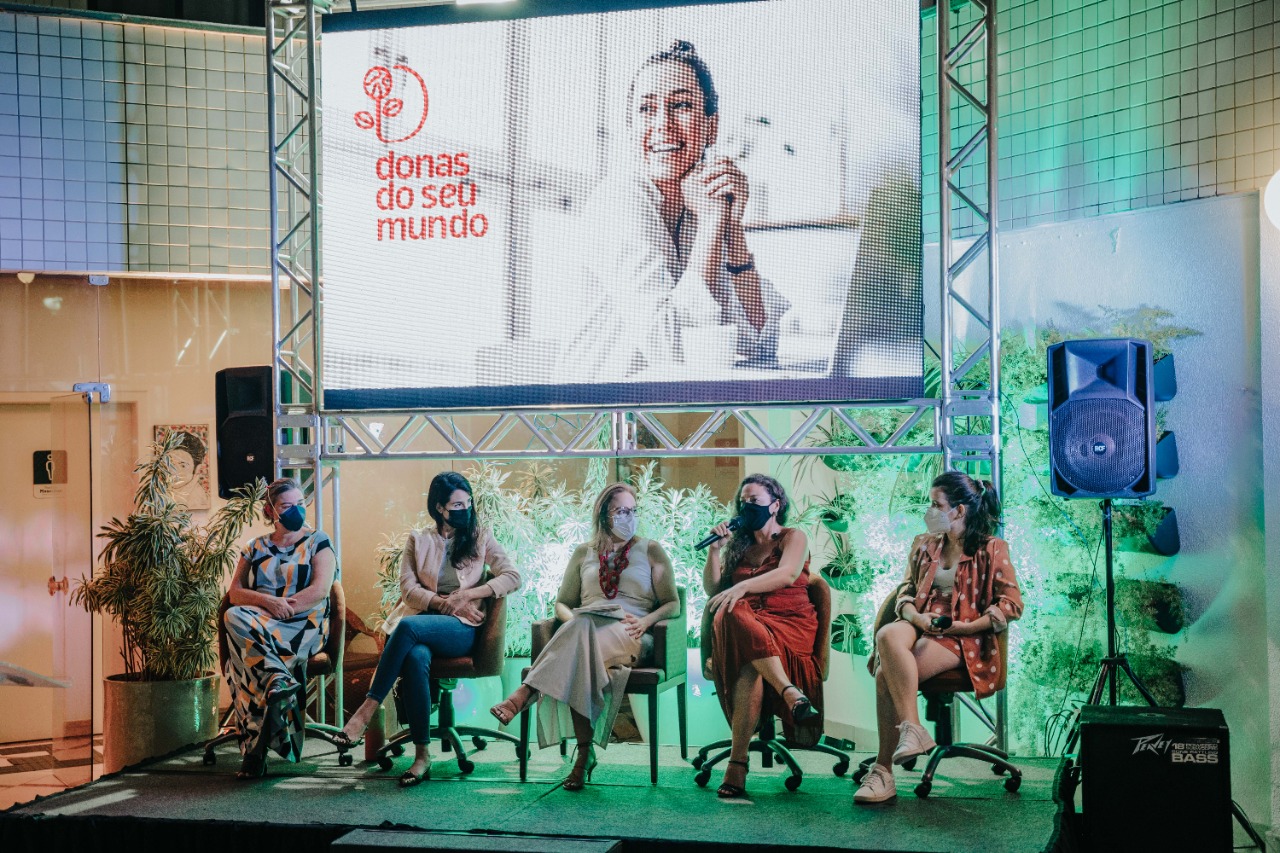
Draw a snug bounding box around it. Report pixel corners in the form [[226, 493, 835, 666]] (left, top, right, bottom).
[[852, 767, 868, 784], [377, 757, 393, 772], [338, 752, 353, 767], [833, 761, 849, 777], [691, 755, 705, 770], [903, 757, 917, 772], [202, 752, 216, 766], [1004, 774, 1022, 793], [784, 775, 802, 792], [914, 781, 932, 798], [993, 764, 1006, 775], [458, 759, 475, 774], [472, 736, 487, 750], [515, 745, 527, 760], [390, 745, 405, 757], [694, 769, 711, 787]]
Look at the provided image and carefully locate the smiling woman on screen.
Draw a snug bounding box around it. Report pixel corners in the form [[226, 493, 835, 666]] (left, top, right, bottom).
[[561, 40, 788, 382]]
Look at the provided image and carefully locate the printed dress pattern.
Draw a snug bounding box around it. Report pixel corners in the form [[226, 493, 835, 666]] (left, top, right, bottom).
[[223, 530, 336, 760]]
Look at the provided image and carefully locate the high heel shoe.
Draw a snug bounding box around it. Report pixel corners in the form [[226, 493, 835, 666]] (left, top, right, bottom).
[[782, 684, 820, 723], [562, 744, 597, 791], [489, 688, 537, 726], [717, 758, 749, 798]]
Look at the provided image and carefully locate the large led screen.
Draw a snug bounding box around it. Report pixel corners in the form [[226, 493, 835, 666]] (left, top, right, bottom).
[[321, 0, 922, 410]]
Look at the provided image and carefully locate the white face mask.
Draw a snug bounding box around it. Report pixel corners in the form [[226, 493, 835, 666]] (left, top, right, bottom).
[[924, 506, 954, 535], [611, 513, 638, 541]]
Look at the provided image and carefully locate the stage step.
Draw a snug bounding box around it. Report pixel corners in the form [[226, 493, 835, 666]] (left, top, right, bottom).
[[332, 829, 622, 853]]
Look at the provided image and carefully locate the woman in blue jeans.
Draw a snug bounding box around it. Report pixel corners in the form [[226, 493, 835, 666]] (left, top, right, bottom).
[[338, 472, 521, 786]]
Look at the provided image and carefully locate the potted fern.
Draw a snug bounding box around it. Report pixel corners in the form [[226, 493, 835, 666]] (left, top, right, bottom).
[[72, 432, 264, 772]]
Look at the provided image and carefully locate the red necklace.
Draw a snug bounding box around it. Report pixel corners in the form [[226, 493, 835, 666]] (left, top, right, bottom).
[[598, 539, 635, 599]]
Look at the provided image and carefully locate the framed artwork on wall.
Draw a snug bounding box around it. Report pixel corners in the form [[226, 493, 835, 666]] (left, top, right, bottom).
[[153, 424, 211, 511]]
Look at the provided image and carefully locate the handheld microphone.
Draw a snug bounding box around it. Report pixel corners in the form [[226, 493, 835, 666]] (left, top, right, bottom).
[[930, 615, 953, 632], [695, 516, 743, 551]]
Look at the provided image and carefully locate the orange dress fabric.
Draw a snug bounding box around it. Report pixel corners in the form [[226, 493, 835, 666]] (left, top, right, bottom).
[[895, 534, 1023, 700], [710, 538, 823, 747]]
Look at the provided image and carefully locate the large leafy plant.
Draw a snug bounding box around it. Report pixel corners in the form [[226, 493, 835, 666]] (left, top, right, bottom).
[[72, 432, 264, 681]]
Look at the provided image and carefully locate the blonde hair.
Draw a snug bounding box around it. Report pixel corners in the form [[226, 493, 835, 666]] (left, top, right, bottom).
[[590, 482, 637, 555], [264, 477, 302, 521]]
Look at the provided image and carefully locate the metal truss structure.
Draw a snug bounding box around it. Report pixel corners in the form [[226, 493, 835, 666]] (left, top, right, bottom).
[[265, 0, 1001, 736]]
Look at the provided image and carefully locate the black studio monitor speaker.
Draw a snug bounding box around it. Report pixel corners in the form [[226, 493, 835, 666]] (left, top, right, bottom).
[[1080, 706, 1231, 853], [1047, 338, 1156, 499], [215, 366, 275, 499]]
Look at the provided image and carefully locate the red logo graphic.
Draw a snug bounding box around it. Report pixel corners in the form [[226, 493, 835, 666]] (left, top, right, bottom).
[[355, 64, 428, 144]]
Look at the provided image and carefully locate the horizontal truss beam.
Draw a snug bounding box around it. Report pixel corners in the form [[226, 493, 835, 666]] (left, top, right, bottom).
[[313, 402, 941, 461]]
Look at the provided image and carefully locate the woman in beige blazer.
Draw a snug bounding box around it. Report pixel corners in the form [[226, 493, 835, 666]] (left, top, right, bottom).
[[339, 471, 520, 786]]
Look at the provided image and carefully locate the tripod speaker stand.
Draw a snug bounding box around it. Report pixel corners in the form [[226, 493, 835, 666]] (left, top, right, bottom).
[[1062, 498, 1155, 759]]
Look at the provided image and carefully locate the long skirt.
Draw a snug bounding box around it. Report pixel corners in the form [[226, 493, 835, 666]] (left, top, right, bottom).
[[525, 614, 650, 749], [223, 603, 328, 760]]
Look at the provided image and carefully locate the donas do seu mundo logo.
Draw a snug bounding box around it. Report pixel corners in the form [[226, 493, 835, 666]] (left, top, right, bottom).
[[355, 61, 488, 241]]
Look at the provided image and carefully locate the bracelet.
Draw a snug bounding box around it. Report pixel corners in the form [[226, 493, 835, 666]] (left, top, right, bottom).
[[725, 258, 755, 275]]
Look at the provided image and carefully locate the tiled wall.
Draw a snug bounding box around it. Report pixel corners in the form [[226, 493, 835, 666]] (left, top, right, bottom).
[[1, 1, 1278, 269], [0, 8, 269, 272], [923, 0, 1277, 239]]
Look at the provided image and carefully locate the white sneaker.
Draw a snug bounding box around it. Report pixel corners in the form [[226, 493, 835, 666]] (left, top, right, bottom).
[[853, 763, 897, 804], [891, 720, 937, 766]]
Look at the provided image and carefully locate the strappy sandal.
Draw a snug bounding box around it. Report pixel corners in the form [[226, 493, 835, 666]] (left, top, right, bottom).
[[332, 730, 361, 750], [782, 684, 819, 723], [717, 758, 749, 798], [489, 689, 537, 726], [562, 744, 597, 792], [399, 763, 431, 787]]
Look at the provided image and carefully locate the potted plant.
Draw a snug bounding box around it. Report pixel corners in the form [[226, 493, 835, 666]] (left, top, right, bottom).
[[72, 432, 263, 772]]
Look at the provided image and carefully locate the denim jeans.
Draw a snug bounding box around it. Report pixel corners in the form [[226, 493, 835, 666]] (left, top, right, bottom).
[[367, 614, 477, 745]]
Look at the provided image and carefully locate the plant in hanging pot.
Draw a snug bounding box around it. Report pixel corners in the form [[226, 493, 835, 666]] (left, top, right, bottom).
[[72, 432, 264, 773]]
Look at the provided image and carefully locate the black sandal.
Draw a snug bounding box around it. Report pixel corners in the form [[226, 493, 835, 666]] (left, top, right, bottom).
[[332, 730, 361, 750], [782, 684, 819, 723], [717, 758, 749, 798], [399, 766, 431, 788]]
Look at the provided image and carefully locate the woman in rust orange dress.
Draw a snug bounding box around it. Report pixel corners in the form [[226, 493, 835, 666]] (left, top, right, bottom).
[[703, 474, 820, 799]]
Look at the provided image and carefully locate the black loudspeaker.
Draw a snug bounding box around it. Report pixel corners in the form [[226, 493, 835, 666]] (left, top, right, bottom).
[[1080, 706, 1231, 852], [1047, 338, 1155, 498], [215, 366, 274, 499]]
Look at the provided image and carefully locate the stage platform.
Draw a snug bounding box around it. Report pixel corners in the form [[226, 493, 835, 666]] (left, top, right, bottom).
[[1, 737, 1071, 853]]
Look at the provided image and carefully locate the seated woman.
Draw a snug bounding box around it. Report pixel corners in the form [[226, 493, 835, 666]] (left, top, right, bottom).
[[489, 482, 680, 791], [853, 471, 1023, 805], [703, 474, 821, 799], [223, 477, 337, 779], [339, 471, 521, 787]]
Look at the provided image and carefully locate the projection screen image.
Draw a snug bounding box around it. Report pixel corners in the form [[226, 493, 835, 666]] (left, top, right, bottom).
[[321, 0, 922, 410]]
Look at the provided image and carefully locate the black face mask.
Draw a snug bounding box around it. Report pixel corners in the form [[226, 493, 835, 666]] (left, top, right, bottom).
[[739, 502, 774, 532], [446, 507, 473, 530]]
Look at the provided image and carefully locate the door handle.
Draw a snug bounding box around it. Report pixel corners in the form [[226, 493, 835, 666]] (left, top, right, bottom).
[[48, 577, 69, 596]]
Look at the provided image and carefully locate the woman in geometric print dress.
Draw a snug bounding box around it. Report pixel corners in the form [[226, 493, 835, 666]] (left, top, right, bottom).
[[853, 470, 1023, 804], [223, 477, 337, 779]]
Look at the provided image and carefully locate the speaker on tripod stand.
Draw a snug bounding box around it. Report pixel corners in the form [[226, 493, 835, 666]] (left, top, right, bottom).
[[1046, 339, 1260, 852]]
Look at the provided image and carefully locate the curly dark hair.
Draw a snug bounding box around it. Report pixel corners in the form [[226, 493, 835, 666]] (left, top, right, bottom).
[[721, 473, 788, 586]]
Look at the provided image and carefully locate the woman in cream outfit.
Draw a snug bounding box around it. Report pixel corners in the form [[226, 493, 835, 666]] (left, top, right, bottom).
[[490, 482, 680, 790]]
